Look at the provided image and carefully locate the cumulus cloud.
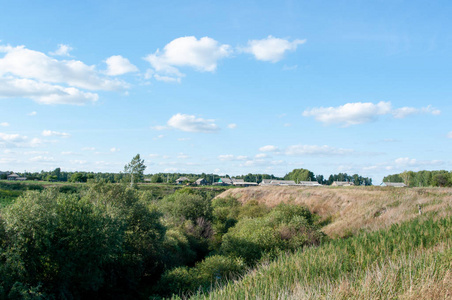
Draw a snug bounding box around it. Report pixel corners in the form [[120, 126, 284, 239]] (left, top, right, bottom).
[[218, 154, 248, 161], [259, 145, 279, 152], [29, 156, 55, 162], [302, 101, 440, 127], [285, 144, 354, 156], [392, 105, 441, 118], [49, 44, 73, 57], [0, 44, 128, 104], [105, 55, 138, 76], [28, 111, 37, 116], [0, 132, 42, 148], [110, 147, 120, 152], [42, 130, 70, 137], [162, 113, 219, 133], [0, 76, 99, 105], [144, 36, 231, 82], [242, 36, 305, 63]]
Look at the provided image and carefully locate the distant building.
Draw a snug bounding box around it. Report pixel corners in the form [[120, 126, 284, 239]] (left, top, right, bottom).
[[195, 178, 207, 186], [298, 181, 322, 187], [233, 181, 258, 187], [218, 178, 233, 185], [331, 181, 354, 187], [175, 177, 190, 184], [382, 182, 407, 187], [260, 179, 297, 186], [7, 172, 27, 181]]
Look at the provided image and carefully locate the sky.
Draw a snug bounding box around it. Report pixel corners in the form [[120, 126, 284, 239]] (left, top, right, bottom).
[[0, 0, 451, 183]]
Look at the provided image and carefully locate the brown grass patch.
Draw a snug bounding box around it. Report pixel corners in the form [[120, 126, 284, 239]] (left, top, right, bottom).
[[216, 186, 452, 237]]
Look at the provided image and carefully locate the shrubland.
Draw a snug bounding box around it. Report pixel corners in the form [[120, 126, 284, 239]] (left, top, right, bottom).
[[0, 184, 450, 299]]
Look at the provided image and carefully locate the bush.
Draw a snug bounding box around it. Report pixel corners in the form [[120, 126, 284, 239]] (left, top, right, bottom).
[[221, 204, 323, 264], [159, 255, 245, 295], [159, 193, 213, 223], [1, 189, 123, 297]]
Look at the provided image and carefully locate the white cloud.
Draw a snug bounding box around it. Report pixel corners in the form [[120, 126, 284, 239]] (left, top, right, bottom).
[[242, 36, 306, 63], [0, 76, 99, 105], [227, 123, 237, 129], [70, 159, 87, 165], [151, 125, 168, 131], [0, 44, 128, 105], [0, 132, 42, 148], [28, 111, 37, 116], [303, 101, 440, 127], [49, 44, 73, 57], [61, 151, 78, 155], [110, 147, 120, 152], [82, 147, 95, 151], [392, 105, 441, 118], [42, 130, 70, 137], [218, 154, 248, 161], [149, 154, 159, 158], [144, 36, 231, 82], [259, 145, 279, 152], [285, 144, 354, 156], [165, 113, 219, 133], [394, 157, 443, 168], [177, 153, 189, 159], [0, 122, 9, 127], [154, 74, 181, 83], [29, 156, 55, 162], [255, 153, 267, 158], [178, 137, 191, 141], [218, 154, 234, 161], [447, 131, 452, 139], [105, 55, 138, 76], [303, 101, 392, 127]]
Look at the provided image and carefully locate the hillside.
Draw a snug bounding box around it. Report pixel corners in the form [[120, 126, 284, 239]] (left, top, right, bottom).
[[216, 186, 452, 237]]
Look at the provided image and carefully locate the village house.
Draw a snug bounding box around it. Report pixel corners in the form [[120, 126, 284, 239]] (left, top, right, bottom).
[[331, 181, 354, 187], [7, 172, 27, 181], [217, 178, 233, 185], [175, 177, 190, 184], [195, 178, 207, 186], [382, 182, 407, 187]]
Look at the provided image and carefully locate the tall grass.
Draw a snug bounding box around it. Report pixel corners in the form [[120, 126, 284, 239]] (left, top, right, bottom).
[[181, 214, 452, 299]]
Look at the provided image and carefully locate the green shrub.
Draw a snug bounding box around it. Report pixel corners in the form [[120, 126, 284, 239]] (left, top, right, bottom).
[[159, 255, 245, 296], [159, 193, 213, 223], [220, 204, 323, 264], [1, 189, 122, 297]]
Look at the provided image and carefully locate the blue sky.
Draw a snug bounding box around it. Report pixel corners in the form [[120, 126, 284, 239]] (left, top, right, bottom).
[[1, 0, 451, 183]]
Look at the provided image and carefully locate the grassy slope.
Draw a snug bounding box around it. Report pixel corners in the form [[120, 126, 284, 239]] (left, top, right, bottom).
[[182, 186, 452, 299], [187, 215, 451, 300], [216, 186, 452, 237]]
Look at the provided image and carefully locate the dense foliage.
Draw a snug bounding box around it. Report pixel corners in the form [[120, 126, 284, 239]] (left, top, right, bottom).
[[0, 184, 324, 298], [383, 170, 452, 187]]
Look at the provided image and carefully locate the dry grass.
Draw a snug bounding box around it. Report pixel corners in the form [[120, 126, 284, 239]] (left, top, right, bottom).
[[216, 186, 452, 237]]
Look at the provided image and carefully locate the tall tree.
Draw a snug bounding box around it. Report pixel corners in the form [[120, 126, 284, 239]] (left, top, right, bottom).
[[124, 154, 146, 187]]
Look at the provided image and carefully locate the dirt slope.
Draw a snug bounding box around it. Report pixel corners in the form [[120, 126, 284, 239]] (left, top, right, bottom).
[[216, 186, 452, 237]]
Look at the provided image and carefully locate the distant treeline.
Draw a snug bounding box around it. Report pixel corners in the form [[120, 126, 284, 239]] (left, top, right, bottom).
[[383, 170, 452, 187], [1, 168, 373, 185]]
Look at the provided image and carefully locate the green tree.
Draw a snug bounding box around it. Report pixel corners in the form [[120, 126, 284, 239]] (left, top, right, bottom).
[[284, 168, 315, 182], [124, 154, 146, 187]]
